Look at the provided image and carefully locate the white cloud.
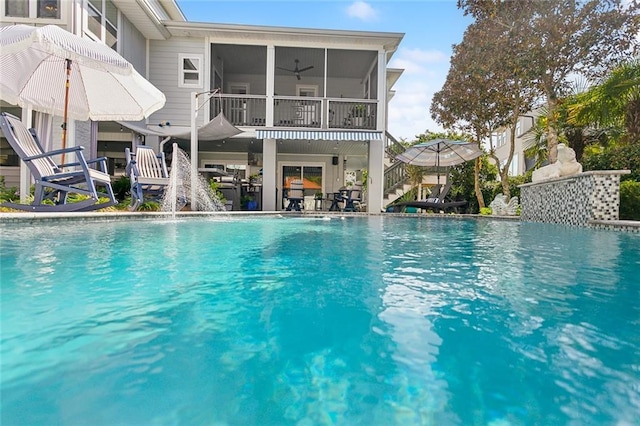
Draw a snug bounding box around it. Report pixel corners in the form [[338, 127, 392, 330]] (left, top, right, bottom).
[[387, 48, 451, 140], [346, 1, 378, 22]]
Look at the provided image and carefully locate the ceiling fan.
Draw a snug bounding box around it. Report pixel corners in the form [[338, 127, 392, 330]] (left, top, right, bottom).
[[276, 59, 314, 80]]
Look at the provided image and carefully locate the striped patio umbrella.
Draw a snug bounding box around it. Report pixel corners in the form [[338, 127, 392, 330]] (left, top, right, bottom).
[[0, 24, 165, 153], [395, 138, 484, 184]]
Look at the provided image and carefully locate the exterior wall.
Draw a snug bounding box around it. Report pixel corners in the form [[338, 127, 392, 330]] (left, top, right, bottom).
[[0, 166, 19, 188], [520, 171, 630, 227], [119, 14, 147, 75], [148, 37, 208, 127]]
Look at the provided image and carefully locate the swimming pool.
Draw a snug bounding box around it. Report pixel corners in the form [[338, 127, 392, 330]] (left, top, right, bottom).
[[1, 216, 638, 425]]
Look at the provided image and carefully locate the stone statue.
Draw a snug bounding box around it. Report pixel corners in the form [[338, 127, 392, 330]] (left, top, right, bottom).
[[489, 193, 519, 216], [531, 143, 582, 183]]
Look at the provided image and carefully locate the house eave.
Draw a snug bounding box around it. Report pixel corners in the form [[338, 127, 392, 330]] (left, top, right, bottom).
[[162, 20, 404, 54]]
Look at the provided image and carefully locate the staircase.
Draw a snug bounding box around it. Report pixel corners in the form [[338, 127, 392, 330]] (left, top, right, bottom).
[[383, 131, 411, 207]]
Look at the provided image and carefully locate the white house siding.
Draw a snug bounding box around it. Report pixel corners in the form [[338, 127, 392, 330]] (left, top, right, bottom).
[[0, 166, 19, 188], [119, 14, 147, 75], [148, 37, 208, 127]]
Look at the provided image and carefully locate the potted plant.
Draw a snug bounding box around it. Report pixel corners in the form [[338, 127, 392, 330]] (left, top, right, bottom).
[[351, 104, 367, 126]]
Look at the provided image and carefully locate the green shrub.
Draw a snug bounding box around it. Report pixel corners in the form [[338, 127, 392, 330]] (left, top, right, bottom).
[[619, 180, 640, 221], [480, 207, 492, 215], [112, 175, 131, 201], [138, 201, 161, 211], [0, 176, 19, 203], [582, 144, 640, 182]]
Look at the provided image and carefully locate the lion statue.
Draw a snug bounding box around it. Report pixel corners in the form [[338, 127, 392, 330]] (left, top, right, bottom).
[[531, 143, 582, 183]]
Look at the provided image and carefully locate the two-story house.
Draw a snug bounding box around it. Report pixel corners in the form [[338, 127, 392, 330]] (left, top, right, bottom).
[[0, 1, 404, 213], [490, 110, 541, 177]]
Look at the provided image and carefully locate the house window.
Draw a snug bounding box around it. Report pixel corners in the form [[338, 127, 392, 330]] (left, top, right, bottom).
[[296, 85, 317, 97], [509, 154, 519, 176], [516, 121, 522, 137], [179, 54, 203, 88], [85, 0, 118, 50], [4, 0, 60, 19]]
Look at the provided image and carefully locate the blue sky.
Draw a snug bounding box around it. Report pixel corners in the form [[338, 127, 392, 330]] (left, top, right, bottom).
[[175, 0, 473, 141]]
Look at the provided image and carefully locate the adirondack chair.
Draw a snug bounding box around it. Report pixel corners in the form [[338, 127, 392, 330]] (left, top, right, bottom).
[[0, 112, 116, 212], [125, 145, 169, 210]]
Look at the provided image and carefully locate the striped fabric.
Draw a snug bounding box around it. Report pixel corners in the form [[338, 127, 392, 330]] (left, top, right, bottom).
[[256, 129, 383, 141], [0, 24, 165, 122]]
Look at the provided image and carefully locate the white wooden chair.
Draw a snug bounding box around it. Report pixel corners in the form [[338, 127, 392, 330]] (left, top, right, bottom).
[[125, 145, 169, 210]]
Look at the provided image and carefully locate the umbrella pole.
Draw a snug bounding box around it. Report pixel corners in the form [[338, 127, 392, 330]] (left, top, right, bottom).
[[61, 59, 72, 166], [436, 145, 441, 186]]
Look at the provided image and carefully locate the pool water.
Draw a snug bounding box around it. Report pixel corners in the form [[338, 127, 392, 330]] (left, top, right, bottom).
[[1, 216, 639, 425]]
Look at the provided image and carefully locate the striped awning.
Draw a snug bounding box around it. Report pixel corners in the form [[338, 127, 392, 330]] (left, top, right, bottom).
[[256, 129, 382, 141]]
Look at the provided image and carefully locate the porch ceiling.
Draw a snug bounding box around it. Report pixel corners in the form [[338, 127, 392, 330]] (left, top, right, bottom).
[[213, 44, 377, 80]]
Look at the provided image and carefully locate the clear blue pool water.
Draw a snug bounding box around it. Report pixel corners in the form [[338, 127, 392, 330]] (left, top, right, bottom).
[[1, 216, 639, 425]]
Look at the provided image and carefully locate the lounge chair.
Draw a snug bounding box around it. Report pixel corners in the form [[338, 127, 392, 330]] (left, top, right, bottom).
[[343, 181, 363, 212], [0, 112, 117, 212], [390, 180, 467, 213], [125, 145, 170, 210], [285, 179, 304, 211]]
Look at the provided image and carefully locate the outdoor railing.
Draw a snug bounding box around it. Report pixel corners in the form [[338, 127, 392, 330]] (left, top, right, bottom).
[[210, 94, 378, 130], [274, 97, 322, 128], [384, 161, 407, 195], [211, 95, 267, 127]]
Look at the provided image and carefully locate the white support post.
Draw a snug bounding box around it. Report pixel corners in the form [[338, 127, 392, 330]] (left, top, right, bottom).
[[19, 108, 32, 203], [266, 46, 275, 127], [368, 138, 384, 213], [262, 138, 277, 211], [190, 91, 198, 211]]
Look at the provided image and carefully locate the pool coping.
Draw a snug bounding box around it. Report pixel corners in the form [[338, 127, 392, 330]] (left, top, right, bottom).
[[0, 211, 637, 232]]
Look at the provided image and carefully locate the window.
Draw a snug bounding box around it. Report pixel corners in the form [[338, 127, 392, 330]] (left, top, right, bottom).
[[509, 154, 519, 176], [296, 85, 317, 97], [516, 121, 522, 137], [4, 0, 60, 19], [179, 54, 203, 88], [85, 0, 118, 50], [498, 132, 507, 147]]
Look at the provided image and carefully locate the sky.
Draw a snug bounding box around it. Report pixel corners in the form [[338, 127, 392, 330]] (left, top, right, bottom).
[[175, 0, 473, 141]]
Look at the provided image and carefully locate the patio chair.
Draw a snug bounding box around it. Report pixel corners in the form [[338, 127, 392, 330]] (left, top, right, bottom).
[[390, 180, 467, 213], [0, 112, 117, 212], [285, 179, 304, 211], [343, 181, 363, 212], [125, 145, 170, 210]]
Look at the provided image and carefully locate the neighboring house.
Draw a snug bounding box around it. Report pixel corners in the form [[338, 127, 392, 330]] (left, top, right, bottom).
[[489, 110, 542, 177], [0, 1, 405, 213]]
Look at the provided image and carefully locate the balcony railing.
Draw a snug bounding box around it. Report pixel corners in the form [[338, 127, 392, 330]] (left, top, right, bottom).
[[211, 95, 267, 127], [211, 95, 378, 130]]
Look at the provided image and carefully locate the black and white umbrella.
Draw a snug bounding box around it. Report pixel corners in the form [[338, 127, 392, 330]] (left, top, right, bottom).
[[0, 24, 165, 153], [396, 138, 483, 184]]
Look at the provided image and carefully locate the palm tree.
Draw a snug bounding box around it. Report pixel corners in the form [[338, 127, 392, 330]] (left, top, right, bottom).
[[568, 59, 640, 145]]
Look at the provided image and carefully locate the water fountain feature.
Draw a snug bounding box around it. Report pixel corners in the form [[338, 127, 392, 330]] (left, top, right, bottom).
[[161, 143, 225, 216]]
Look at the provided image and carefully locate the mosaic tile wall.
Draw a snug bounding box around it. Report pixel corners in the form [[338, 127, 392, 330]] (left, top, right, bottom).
[[520, 171, 626, 227]]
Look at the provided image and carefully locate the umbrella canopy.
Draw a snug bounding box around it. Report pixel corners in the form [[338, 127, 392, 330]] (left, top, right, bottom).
[[396, 139, 483, 168], [395, 138, 483, 185], [0, 24, 166, 123]]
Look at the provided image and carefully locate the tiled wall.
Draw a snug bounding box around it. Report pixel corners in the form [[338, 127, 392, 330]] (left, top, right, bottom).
[[519, 171, 629, 227]]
